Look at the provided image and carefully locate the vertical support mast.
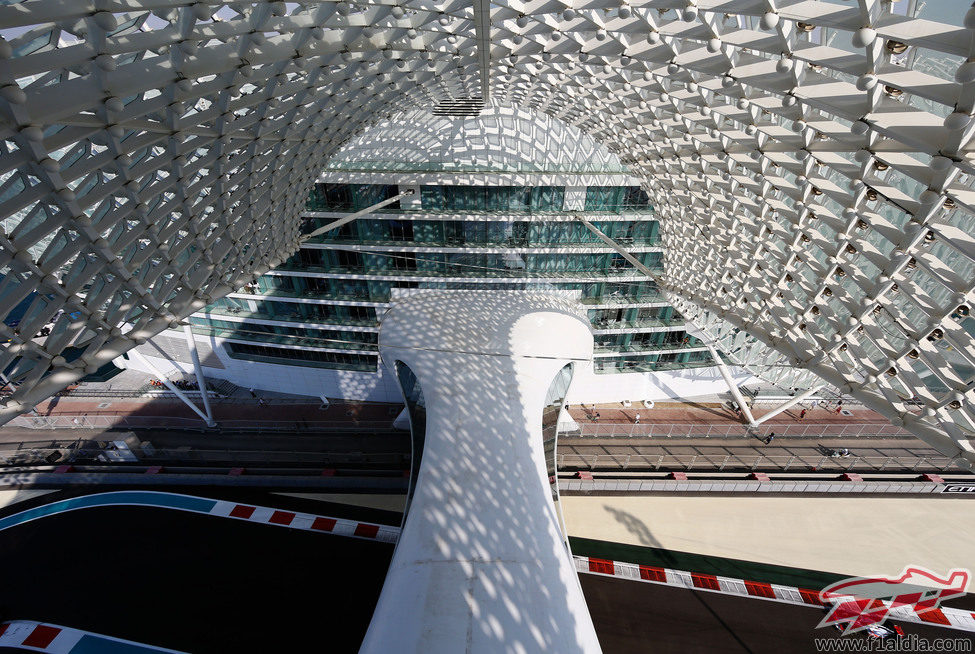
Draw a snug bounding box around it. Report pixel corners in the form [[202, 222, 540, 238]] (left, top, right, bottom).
[[473, 0, 492, 101], [183, 324, 215, 425], [129, 349, 216, 428], [752, 386, 823, 425], [705, 343, 758, 428]]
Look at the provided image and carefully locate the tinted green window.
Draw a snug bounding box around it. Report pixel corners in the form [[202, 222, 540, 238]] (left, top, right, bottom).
[[585, 186, 652, 212], [225, 343, 377, 371], [306, 184, 399, 211], [419, 186, 564, 211], [585, 186, 623, 211], [352, 184, 399, 211]]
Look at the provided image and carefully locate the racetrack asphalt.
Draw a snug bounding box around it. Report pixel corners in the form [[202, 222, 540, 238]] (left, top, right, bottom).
[[581, 574, 975, 653], [0, 492, 972, 653]]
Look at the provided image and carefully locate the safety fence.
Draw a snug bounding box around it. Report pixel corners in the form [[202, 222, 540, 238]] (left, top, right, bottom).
[[558, 422, 910, 438], [0, 445, 408, 468], [557, 452, 965, 473], [7, 415, 397, 432], [560, 478, 961, 495], [7, 415, 910, 439], [0, 448, 968, 473], [1, 445, 956, 473]]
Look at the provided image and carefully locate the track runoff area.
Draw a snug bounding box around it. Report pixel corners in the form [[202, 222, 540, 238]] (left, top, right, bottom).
[[0, 490, 972, 652]]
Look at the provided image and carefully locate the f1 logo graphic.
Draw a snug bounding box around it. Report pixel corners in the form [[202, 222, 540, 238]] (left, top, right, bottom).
[[942, 484, 975, 493], [817, 566, 970, 635]]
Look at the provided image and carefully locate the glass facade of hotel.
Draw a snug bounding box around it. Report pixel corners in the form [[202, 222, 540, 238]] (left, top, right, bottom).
[[189, 182, 713, 375]]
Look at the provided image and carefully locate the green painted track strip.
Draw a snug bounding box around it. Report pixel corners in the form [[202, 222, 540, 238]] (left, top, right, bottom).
[[0, 491, 217, 533]]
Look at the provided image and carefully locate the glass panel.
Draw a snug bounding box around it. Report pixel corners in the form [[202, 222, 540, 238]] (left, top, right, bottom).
[[396, 361, 427, 524], [223, 343, 377, 371], [585, 186, 623, 211], [542, 363, 573, 546]]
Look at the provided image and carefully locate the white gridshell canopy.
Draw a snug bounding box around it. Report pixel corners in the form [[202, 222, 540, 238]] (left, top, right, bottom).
[[1, 0, 975, 467]]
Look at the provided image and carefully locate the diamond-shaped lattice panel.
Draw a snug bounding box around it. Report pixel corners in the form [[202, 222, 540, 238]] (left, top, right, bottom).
[[0, 1, 973, 467]]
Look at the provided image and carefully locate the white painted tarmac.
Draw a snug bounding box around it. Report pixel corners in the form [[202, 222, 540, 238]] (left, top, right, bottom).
[[560, 495, 975, 587], [0, 489, 53, 510], [8, 486, 967, 593]]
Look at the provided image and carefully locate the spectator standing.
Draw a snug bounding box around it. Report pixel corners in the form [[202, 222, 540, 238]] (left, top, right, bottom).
[[799, 408, 807, 420]]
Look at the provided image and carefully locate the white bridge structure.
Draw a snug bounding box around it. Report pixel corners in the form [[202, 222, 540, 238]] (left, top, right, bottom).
[[365, 290, 600, 653], [0, 0, 974, 471]]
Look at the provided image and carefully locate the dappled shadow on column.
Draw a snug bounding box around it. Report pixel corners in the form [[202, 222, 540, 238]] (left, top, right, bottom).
[[361, 290, 600, 653]]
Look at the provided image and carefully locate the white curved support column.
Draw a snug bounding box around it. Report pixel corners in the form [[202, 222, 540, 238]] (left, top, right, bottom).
[[752, 386, 824, 425], [362, 290, 601, 654], [706, 344, 758, 428], [129, 349, 216, 428], [182, 324, 214, 425]]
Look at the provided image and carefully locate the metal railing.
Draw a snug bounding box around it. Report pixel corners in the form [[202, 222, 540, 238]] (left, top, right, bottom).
[[228, 288, 670, 308], [558, 422, 911, 438], [7, 415, 907, 439], [557, 452, 963, 473], [189, 326, 380, 352], [204, 306, 379, 328], [579, 294, 669, 306], [301, 236, 663, 249], [2, 445, 952, 473], [591, 318, 685, 330], [593, 342, 707, 354], [321, 160, 636, 174], [592, 359, 716, 374], [274, 262, 660, 279]]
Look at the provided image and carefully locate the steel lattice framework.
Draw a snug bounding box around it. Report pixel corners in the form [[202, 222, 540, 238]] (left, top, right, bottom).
[[1, 0, 974, 466]]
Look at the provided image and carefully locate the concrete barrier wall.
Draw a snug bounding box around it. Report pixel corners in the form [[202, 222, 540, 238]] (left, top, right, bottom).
[[559, 479, 952, 494]]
